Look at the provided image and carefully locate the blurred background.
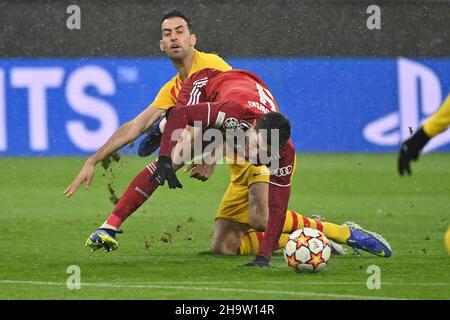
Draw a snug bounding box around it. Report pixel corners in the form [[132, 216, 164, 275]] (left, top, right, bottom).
[[0, 0, 449, 155]]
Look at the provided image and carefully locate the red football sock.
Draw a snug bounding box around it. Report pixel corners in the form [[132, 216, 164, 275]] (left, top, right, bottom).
[[106, 160, 160, 228]]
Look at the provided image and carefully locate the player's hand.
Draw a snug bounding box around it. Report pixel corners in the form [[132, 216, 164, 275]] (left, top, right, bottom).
[[241, 255, 270, 268], [398, 127, 431, 176], [184, 162, 216, 181], [151, 155, 183, 189], [64, 158, 96, 197]]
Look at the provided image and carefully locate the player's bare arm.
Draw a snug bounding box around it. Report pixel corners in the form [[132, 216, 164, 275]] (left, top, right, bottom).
[[64, 106, 164, 197], [248, 182, 269, 232]]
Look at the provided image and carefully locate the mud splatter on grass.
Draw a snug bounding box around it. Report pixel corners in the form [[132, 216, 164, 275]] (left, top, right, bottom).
[[160, 232, 173, 244], [107, 183, 120, 205]]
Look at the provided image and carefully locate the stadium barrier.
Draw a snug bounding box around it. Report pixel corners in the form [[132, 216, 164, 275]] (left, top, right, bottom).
[[0, 57, 449, 156]]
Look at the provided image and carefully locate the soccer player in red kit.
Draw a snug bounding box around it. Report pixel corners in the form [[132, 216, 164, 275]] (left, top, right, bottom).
[[152, 68, 392, 265], [79, 65, 391, 264], [152, 68, 308, 266]]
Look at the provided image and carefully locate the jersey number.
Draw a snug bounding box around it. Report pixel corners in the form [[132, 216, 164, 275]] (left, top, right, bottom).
[[256, 83, 276, 112]]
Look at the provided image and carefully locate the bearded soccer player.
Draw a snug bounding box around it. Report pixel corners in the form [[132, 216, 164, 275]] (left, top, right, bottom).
[[64, 13, 229, 232], [64, 11, 231, 198], [65, 12, 390, 260], [399, 93, 450, 255], [150, 68, 392, 266], [62, 10, 335, 255]]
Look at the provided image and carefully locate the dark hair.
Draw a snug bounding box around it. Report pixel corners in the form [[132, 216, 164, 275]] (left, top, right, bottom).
[[255, 112, 291, 148], [160, 11, 193, 31]]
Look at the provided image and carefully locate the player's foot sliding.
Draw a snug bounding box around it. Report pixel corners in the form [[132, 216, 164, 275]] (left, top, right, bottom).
[[344, 222, 392, 257], [85, 228, 123, 253], [85, 162, 161, 252]]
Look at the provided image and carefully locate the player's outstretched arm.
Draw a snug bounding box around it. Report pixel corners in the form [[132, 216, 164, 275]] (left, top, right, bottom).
[[64, 106, 164, 197]]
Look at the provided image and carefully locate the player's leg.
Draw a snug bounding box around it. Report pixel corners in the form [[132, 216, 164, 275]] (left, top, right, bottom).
[[107, 126, 196, 226], [240, 230, 289, 255], [210, 168, 255, 255], [281, 211, 392, 256], [283, 210, 350, 244], [210, 218, 249, 255], [226, 172, 345, 255], [238, 163, 391, 257], [210, 176, 286, 256], [213, 163, 269, 255], [240, 211, 391, 257], [87, 126, 196, 252], [86, 161, 162, 252], [240, 173, 340, 255]]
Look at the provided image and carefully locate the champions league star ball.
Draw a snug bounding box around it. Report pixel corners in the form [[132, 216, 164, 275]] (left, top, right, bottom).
[[283, 227, 332, 272]]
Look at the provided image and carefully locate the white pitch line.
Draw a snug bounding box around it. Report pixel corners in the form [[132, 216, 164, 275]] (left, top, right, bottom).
[[0, 280, 407, 300], [175, 280, 449, 287], [5, 279, 439, 287], [81, 280, 446, 287], [1, 279, 446, 288]]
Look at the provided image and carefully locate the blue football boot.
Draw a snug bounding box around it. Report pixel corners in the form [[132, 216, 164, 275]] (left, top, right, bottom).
[[344, 222, 392, 257], [85, 228, 123, 253], [137, 114, 166, 157]]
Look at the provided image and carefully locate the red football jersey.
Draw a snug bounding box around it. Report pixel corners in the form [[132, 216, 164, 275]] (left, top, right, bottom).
[[177, 68, 279, 114], [161, 68, 295, 260]]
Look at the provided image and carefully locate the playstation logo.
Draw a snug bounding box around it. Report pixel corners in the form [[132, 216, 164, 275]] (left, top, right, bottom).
[[363, 58, 450, 153]]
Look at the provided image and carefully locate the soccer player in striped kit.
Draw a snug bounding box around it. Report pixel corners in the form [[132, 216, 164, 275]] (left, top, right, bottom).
[[65, 12, 391, 261], [151, 68, 392, 266]]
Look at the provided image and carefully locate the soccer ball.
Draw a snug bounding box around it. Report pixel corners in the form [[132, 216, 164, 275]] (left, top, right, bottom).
[[283, 227, 332, 272]]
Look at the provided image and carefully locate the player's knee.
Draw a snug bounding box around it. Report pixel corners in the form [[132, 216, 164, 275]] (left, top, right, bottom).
[[210, 242, 238, 255]]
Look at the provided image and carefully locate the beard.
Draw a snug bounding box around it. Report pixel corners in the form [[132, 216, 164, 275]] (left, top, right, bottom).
[[167, 48, 187, 61]]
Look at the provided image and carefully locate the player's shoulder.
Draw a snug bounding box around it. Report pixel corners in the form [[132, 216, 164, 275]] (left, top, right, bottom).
[[189, 68, 223, 82], [232, 69, 267, 85], [156, 74, 180, 95], [195, 50, 227, 63], [193, 50, 232, 72]]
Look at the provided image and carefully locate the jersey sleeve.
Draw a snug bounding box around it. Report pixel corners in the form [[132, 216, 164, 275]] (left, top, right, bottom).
[[194, 51, 232, 73], [205, 54, 232, 72], [149, 78, 178, 110], [258, 142, 295, 260], [159, 100, 243, 159], [423, 93, 450, 137]]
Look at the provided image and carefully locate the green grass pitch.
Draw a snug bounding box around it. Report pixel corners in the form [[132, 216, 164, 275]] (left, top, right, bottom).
[[0, 154, 449, 300]]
